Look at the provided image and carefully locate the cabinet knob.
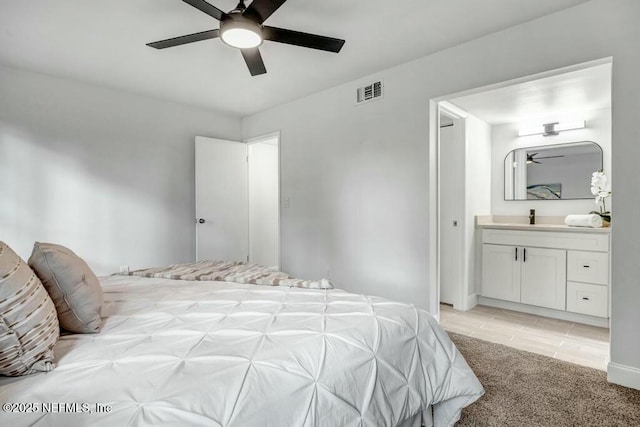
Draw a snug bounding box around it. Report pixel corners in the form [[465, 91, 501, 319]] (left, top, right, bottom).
[[197, 218, 206, 224]]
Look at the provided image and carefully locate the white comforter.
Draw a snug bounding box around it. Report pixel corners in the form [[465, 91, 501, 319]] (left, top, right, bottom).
[[0, 276, 483, 426]]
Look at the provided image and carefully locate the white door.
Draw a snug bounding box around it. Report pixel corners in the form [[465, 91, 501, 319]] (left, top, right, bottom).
[[520, 247, 567, 310], [439, 118, 463, 305], [248, 138, 280, 269], [481, 244, 521, 303], [195, 136, 248, 262]]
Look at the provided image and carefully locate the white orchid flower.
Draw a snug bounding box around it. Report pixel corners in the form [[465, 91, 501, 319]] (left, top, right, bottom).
[[590, 170, 611, 214]]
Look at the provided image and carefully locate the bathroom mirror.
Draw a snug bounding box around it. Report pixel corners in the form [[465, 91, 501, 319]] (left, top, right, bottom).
[[504, 141, 603, 200]]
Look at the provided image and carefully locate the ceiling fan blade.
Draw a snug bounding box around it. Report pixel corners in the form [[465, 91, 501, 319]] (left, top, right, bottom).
[[263, 26, 345, 53], [182, 0, 226, 20], [147, 29, 220, 49], [241, 48, 267, 76], [243, 0, 288, 24], [537, 155, 565, 159]]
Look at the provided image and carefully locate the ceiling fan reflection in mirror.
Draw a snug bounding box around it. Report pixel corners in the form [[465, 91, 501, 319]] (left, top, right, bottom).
[[146, 0, 346, 76], [526, 152, 565, 164]]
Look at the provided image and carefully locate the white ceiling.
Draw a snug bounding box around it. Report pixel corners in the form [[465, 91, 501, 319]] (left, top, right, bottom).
[[450, 63, 612, 125], [0, 0, 592, 117]]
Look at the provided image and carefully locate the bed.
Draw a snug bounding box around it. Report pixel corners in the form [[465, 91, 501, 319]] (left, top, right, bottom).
[[0, 273, 483, 426]]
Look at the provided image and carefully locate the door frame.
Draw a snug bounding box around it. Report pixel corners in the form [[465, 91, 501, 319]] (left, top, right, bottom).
[[427, 57, 612, 319], [244, 131, 281, 270]]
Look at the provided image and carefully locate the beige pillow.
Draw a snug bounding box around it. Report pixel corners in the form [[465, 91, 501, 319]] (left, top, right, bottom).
[[28, 242, 103, 334], [0, 241, 59, 376]]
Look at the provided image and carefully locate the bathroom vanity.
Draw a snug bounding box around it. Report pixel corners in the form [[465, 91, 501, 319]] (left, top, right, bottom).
[[476, 216, 611, 327]]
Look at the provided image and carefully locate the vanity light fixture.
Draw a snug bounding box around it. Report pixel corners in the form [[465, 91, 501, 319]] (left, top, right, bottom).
[[518, 120, 586, 137]]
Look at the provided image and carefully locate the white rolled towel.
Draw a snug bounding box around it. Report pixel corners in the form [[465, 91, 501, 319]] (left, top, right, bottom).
[[564, 214, 603, 228]]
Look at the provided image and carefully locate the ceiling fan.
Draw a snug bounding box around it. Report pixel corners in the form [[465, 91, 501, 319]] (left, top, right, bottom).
[[146, 0, 346, 76], [526, 152, 565, 164]]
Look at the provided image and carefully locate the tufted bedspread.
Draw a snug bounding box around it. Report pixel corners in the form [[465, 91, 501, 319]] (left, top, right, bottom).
[[0, 275, 483, 426]]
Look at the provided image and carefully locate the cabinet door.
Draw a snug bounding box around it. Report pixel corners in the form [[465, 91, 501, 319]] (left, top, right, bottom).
[[482, 244, 521, 302], [520, 247, 567, 310]]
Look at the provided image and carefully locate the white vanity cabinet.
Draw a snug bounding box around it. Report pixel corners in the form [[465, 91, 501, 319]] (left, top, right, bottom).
[[520, 247, 567, 310], [482, 244, 566, 310], [481, 244, 521, 303], [479, 226, 610, 325], [566, 250, 610, 317]]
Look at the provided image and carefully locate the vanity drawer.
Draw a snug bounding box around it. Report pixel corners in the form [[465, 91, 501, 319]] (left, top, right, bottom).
[[482, 229, 609, 252], [567, 251, 609, 285], [566, 281, 608, 318]]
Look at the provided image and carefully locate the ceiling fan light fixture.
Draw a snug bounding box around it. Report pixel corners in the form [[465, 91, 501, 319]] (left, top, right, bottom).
[[220, 19, 263, 49], [146, 0, 346, 76]]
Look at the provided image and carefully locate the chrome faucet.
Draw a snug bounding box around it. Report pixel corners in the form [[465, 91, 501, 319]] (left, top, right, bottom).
[[529, 209, 536, 225]]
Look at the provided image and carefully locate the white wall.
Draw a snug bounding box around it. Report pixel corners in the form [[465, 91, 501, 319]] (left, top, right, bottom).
[[0, 64, 241, 275], [242, 0, 640, 387], [464, 115, 492, 298], [492, 107, 611, 215], [248, 139, 280, 268], [244, 84, 431, 306]]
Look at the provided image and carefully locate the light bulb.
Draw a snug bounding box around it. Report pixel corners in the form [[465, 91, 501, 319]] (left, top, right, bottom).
[[221, 27, 262, 49]]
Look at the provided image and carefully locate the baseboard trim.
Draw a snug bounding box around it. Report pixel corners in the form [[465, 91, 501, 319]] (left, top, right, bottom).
[[608, 362, 640, 390], [478, 296, 609, 328]]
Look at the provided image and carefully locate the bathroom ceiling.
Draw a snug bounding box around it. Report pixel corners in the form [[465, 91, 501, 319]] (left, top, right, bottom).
[[0, 0, 591, 116], [450, 62, 612, 125]]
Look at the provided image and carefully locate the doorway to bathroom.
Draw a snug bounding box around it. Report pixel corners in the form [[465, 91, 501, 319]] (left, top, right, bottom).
[[431, 57, 613, 370]]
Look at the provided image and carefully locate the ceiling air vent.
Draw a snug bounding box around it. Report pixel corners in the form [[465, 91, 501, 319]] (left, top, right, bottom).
[[356, 81, 383, 104]]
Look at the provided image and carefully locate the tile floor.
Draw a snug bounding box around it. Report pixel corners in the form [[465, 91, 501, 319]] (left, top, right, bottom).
[[440, 303, 610, 371]]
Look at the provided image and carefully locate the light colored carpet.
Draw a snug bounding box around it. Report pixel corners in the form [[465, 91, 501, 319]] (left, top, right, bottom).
[[449, 332, 640, 427]]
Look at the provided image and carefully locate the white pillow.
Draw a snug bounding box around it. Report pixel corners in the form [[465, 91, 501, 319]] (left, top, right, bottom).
[[29, 242, 103, 334]]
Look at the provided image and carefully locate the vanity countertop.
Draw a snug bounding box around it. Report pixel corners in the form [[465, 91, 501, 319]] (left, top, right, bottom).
[[475, 215, 611, 233]]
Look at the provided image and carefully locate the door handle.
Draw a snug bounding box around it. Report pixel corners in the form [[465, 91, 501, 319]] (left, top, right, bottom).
[[515, 247, 518, 261], [197, 218, 206, 224], [523, 248, 527, 262]]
